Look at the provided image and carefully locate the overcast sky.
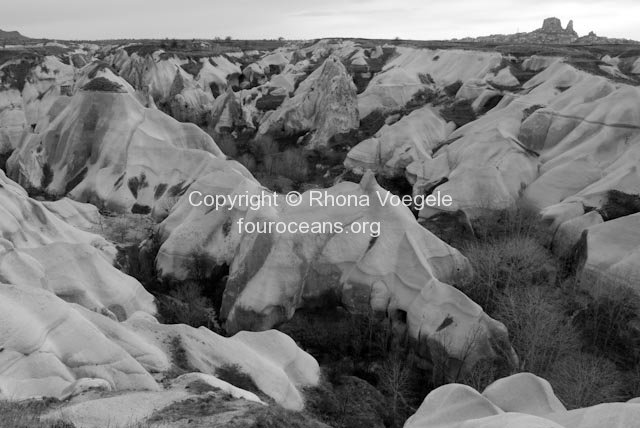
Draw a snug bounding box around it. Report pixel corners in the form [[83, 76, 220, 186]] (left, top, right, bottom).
[[3, 0, 639, 41]]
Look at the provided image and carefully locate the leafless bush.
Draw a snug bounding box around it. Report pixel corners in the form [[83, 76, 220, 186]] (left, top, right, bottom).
[[263, 148, 310, 182], [493, 286, 581, 375], [214, 133, 238, 158], [548, 352, 626, 409], [460, 236, 555, 311]]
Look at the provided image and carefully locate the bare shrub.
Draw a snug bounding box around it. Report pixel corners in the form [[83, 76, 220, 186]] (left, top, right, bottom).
[[263, 148, 310, 182], [443, 80, 463, 97], [460, 236, 555, 311], [111, 216, 131, 243], [493, 286, 581, 375], [157, 281, 220, 330], [470, 206, 547, 242], [237, 153, 257, 171], [249, 134, 280, 159], [548, 352, 625, 409], [378, 350, 412, 422], [571, 281, 640, 368], [440, 99, 476, 127], [214, 133, 238, 158]]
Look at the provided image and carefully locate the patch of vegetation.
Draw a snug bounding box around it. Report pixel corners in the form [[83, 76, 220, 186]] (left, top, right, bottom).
[[548, 352, 626, 408], [169, 335, 194, 373], [443, 80, 463, 97], [426, 206, 640, 408], [146, 392, 247, 425], [156, 281, 221, 331], [598, 189, 640, 221], [243, 403, 330, 428], [440, 99, 477, 127], [305, 376, 392, 428], [255, 94, 286, 111], [0, 399, 71, 428], [215, 364, 261, 396], [41, 162, 54, 189], [86, 61, 116, 79], [279, 308, 430, 427], [403, 88, 437, 111], [572, 282, 640, 369], [263, 148, 310, 183], [82, 77, 124, 92], [460, 236, 556, 312], [179, 60, 204, 77], [0, 59, 32, 91]]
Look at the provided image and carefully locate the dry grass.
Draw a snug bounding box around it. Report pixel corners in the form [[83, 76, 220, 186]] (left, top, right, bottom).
[[0, 400, 68, 428]]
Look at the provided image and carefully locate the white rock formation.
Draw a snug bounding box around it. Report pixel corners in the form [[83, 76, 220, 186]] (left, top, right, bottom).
[[0, 172, 319, 410], [156, 170, 516, 372], [165, 67, 214, 125], [6, 83, 254, 216], [358, 48, 502, 118], [345, 105, 454, 177], [257, 55, 359, 149], [404, 373, 640, 428]]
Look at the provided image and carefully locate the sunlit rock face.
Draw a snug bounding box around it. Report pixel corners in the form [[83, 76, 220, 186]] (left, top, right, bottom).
[[164, 67, 214, 125], [345, 105, 455, 177], [257, 55, 359, 149], [357, 48, 502, 118], [404, 373, 640, 428], [0, 169, 153, 319], [5, 83, 255, 216], [21, 55, 75, 127], [401, 60, 640, 221], [0, 171, 319, 410], [1, 55, 74, 158]]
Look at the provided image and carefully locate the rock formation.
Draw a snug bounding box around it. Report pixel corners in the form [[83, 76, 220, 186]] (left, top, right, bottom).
[[0, 170, 319, 410], [257, 55, 359, 149], [156, 171, 517, 373], [6, 80, 254, 216], [345, 105, 455, 177], [404, 373, 640, 428]]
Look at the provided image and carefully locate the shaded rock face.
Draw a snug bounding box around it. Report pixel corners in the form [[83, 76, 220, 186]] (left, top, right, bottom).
[[257, 55, 359, 149]]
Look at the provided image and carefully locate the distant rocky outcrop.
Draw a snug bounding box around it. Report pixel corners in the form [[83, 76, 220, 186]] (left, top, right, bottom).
[[0, 29, 29, 41], [460, 17, 638, 45]]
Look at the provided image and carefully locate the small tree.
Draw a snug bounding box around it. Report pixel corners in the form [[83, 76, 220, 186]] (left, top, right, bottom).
[[379, 349, 412, 424]]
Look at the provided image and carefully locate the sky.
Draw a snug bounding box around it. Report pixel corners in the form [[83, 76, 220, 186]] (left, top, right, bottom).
[[3, 0, 640, 41]]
